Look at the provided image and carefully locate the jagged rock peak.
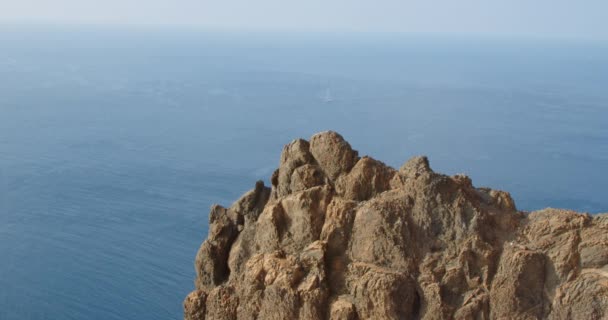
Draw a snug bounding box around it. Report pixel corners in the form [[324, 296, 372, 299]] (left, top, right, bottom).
[[185, 131, 607, 320]]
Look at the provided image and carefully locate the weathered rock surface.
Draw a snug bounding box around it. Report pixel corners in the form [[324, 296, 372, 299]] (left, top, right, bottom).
[[185, 131, 608, 320]]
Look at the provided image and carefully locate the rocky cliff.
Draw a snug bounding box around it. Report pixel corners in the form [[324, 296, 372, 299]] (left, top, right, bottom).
[[184, 131, 608, 320]]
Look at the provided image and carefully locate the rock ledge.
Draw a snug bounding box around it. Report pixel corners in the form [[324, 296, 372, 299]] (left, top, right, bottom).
[[185, 131, 608, 320]]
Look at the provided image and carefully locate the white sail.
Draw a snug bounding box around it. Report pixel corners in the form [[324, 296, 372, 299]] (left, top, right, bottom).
[[323, 88, 333, 102]]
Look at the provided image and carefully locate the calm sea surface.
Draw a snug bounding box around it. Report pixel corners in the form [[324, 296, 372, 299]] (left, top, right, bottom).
[[1, 26, 607, 319]]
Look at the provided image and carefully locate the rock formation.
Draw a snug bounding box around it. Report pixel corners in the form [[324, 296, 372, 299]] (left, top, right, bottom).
[[184, 131, 608, 320]]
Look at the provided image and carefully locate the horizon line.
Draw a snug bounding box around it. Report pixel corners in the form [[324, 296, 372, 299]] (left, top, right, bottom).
[[1, 21, 607, 44]]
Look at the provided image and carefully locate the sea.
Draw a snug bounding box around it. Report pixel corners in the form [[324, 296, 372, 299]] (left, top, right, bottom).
[[1, 25, 607, 319]]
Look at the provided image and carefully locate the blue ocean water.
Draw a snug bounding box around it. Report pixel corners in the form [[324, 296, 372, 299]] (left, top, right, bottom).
[[0, 26, 607, 319]]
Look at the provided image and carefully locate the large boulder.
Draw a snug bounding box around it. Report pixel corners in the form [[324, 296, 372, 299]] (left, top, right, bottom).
[[185, 132, 607, 319]]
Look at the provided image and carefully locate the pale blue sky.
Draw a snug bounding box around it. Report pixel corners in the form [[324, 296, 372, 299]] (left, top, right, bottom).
[[2, 0, 606, 39]]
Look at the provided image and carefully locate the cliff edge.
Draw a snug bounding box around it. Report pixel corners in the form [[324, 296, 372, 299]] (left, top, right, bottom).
[[184, 131, 608, 320]]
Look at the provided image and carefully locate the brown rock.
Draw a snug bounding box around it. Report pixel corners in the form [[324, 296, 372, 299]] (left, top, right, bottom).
[[309, 131, 359, 181], [346, 262, 419, 319], [399, 155, 432, 177], [329, 297, 357, 320], [291, 164, 326, 193], [194, 205, 238, 290], [335, 156, 396, 201], [274, 139, 316, 198], [205, 285, 238, 320], [490, 247, 546, 319], [184, 290, 207, 320], [184, 132, 607, 320]]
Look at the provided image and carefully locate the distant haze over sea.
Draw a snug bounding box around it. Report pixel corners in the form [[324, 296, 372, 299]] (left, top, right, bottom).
[[1, 26, 607, 319]]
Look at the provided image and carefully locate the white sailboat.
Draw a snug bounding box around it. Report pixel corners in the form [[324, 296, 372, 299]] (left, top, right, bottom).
[[323, 88, 334, 103]]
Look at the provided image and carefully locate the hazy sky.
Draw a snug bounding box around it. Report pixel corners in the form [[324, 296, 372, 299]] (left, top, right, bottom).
[[2, 0, 607, 39]]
